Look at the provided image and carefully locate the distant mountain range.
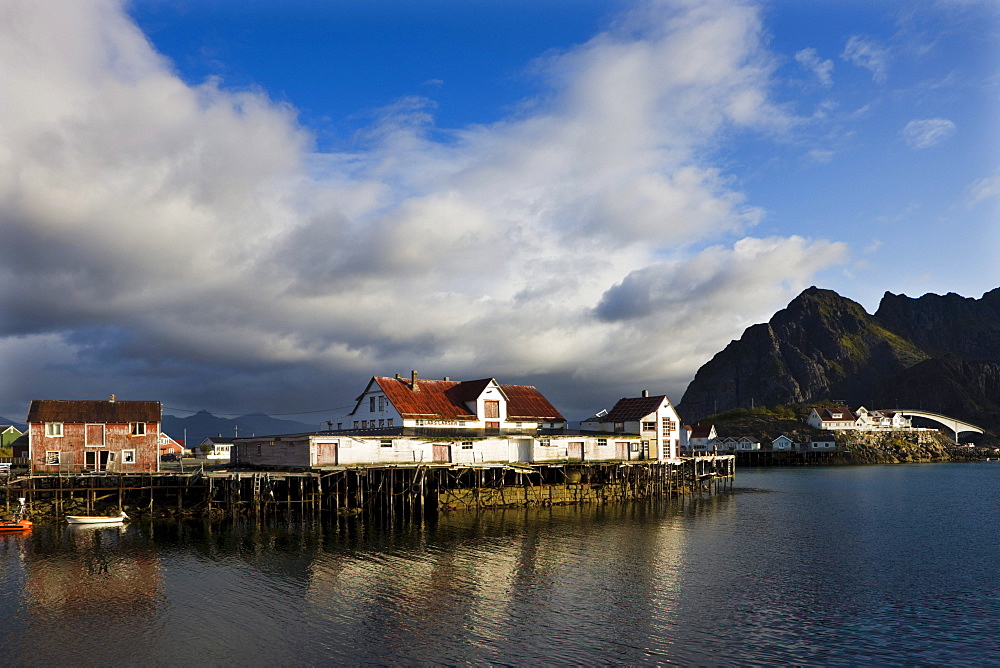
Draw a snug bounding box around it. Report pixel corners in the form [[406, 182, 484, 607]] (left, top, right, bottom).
[[0, 416, 26, 431], [162, 411, 322, 447], [678, 286, 1000, 433]]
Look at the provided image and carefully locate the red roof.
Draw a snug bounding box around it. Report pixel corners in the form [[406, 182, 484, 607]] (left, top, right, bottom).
[[368, 376, 564, 421]]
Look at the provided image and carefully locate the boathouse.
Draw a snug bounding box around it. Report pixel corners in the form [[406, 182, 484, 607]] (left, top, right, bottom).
[[580, 391, 681, 460], [26, 396, 161, 473]]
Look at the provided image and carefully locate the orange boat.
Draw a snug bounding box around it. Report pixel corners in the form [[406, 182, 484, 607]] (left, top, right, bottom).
[[0, 498, 32, 532]]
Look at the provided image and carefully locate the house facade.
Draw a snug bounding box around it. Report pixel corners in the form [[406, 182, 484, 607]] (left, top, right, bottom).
[[27, 397, 161, 473], [196, 437, 234, 461], [682, 424, 717, 453], [232, 431, 649, 468], [579, 391, 681, 460], [808, 406, 913, 431], [1, 425, 22, 449], [343, 371, 566, 433]]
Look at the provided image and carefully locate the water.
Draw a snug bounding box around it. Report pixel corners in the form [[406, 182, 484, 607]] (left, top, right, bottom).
[[1, 463, 997, 666]]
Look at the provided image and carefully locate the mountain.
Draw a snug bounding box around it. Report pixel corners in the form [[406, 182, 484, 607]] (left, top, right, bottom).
[[0, 416, 27, 431], [677, 287, 1000, 433], [162, 411, 322, 447]]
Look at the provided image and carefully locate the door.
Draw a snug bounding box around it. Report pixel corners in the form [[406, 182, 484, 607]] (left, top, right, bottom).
[[486, 421, 500, 434], [616, 442, 629, 460], [433, 443, 451, 463], [315, 442, 338, 466], [85, 450, 112, 471], [568, 442, 584, 462]]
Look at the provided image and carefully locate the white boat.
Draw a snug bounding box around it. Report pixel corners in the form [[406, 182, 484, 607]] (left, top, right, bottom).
[[66, 511, 128, 525]]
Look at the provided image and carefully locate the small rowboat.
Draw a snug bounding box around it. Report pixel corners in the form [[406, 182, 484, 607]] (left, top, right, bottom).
[[0, 498, 32, 532], [66, 511, 128, 525]]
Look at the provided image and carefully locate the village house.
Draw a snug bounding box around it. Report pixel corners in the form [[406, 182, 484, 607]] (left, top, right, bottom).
[[770, 434, 795, 451], [231, 373, 671, 468], [1, 424, 23, 449], [808, 406, 913, 431], [157, 433, 185, 457], [196, 436, 234, 461], [579, 391, 681, 460], [26, 396, 161, 473], [343, 371, 566, 433], [681, 424, 717, 453]]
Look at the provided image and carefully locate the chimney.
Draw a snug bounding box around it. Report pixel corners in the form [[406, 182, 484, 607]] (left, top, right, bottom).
[[411, 370, 419, 391], [641, 390, 649, 398], [109, 394, 116, 403], [443, 376, 450, 381], [395, 373, 401, 379]]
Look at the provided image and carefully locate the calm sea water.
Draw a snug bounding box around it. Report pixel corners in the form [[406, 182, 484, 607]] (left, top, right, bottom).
[[1, 463, 997, 666]]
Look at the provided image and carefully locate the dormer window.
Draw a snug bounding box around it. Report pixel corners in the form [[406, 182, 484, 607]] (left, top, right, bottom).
[[831, 413, 842, 419]]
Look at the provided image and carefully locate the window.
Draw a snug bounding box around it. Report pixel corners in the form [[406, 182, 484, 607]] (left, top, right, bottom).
[[353, 421, 359, 429], [378, 396, 385, 411], [484, 400, 500, 419], [387, 418, 393, 427], [538, 438, 551, 447], [130, 422, 146, 436], [597, 438, 608, 447], [461, 441, 474, 449], [370, 397, 376, 412], [614, 421, 625, 432], [515, 422, 522, 428], [642, 422, 656, 432], [380, 439, 393, 448], [630, 443, 640, 452], [122, 449, 136, 464], [45, 422, 63, 437], [662, 418, 675, 437], [378, 419, 385, 428], [361, 420, 368, 428], [45, 451, 60, 465]]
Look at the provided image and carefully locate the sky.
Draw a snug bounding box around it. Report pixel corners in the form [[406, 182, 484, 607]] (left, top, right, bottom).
[[0, 0, 997, 426]]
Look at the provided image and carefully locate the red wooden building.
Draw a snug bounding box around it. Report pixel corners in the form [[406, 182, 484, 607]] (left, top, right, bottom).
[[27, 396, 161, 473]]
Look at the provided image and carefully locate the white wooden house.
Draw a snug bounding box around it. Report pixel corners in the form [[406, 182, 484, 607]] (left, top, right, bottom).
[[771, 434, 795, 451], [196, 436, 234, 461], [343, 371, 565, 433], [580, 391, 681, 460]]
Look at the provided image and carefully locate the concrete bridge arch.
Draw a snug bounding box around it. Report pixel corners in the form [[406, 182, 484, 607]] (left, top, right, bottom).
[[893, 409, 984, 442]]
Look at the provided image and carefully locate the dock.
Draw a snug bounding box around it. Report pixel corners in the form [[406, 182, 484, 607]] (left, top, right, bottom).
[[3, 457, 734, 522]]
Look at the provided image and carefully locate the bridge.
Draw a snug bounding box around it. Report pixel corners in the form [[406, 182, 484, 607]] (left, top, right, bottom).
[[893, 409, 985, 442]]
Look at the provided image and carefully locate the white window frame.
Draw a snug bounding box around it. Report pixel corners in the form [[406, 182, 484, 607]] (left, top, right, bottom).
[[130, 422, 146, 436], [122, 449, 136, 464], [380, 439, 393, 448], [597, 438, 608, 447], [461, 441, 474, 450], [45, 422, 64, 437], [45, 451, 61, 465]]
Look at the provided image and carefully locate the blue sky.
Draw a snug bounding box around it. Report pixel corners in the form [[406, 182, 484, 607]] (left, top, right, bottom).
[[0, 0, 997, 424]]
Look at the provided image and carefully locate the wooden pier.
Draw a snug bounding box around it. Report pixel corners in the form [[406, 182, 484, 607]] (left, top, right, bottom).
[[3, 457, 734, 522]]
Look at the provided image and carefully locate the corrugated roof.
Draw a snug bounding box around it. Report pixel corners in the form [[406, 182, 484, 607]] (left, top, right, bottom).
[[585, 395, 668, 423], [371, 376, 564, 421], [27, 399, 161, 423]]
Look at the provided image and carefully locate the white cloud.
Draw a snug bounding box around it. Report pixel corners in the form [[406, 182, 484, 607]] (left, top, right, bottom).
[[966, 168, 1000, 206], [795, 48, 833, 86], [0, 0, 848, 417], [841, 35, 891, 83], [900, 118, 956, 149]]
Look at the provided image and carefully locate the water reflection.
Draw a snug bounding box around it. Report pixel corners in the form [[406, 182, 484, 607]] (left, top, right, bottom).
[[0, 467, 996, 666]]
